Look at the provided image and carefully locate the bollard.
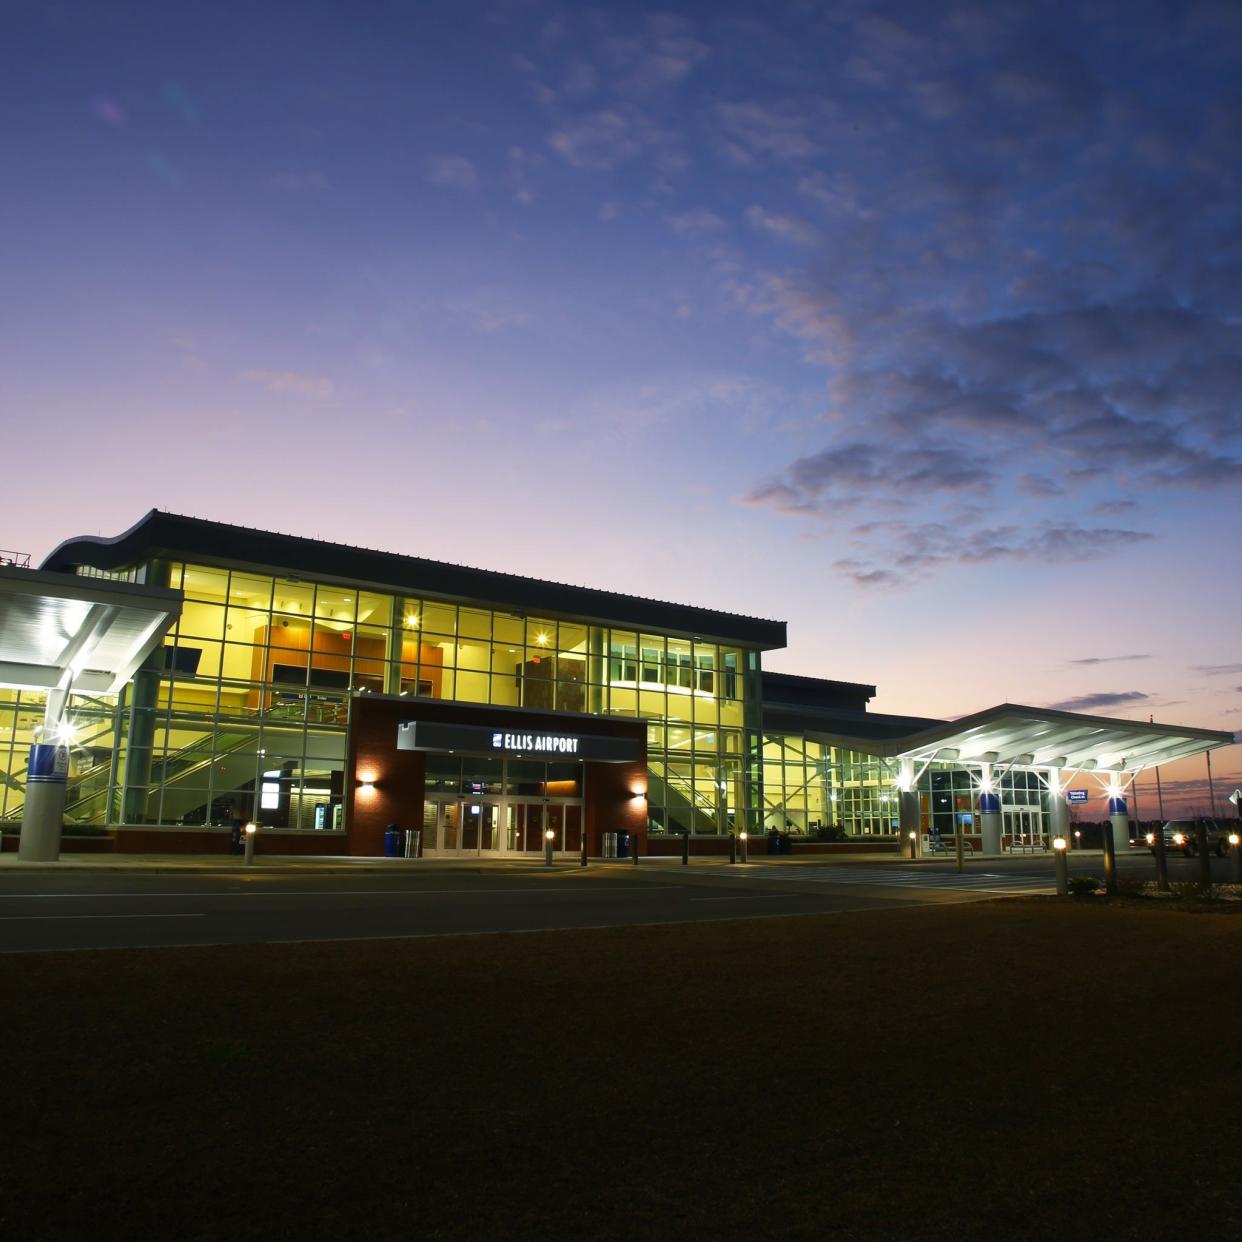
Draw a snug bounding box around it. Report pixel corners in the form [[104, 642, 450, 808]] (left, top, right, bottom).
[[544, 828, 555, 868], [729, 833, 737, 865], [1196, 820, 1212, 893], [740, 830, 749, 864], [1152, 822, 1169, 893], [1101, 824, 1117, 895], [243, 821, 257, 866], [1053, 836, 1068, 896], [1230, 833, 1241, 884], [682, 830, 689, 866], [580, 831, 588, 868], [632, 832, 639, 865]]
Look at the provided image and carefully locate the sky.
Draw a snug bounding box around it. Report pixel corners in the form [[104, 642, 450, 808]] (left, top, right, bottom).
[[3, 0, 1240, 815]]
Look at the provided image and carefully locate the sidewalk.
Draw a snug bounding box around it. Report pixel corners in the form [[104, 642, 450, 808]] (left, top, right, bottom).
[[0, 849, 1111, 874]]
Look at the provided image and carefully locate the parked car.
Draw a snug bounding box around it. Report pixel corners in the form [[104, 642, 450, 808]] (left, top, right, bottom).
[[1145, 818, 1232, 857]]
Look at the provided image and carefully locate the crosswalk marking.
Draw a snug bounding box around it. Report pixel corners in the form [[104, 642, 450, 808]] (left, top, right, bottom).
[[711, 865, 1053, 892]]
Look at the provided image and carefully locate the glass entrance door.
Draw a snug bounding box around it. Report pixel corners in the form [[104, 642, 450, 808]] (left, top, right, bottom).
[[457, 801, 500, 855], [420, 797, 584, 857], [1004, 807, 1042, 849]]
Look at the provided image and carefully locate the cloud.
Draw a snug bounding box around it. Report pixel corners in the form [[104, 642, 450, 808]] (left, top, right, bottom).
[[425, 156, 478, 190], [1046, 691, 1150, 712], [767, 514, 1154, 588], [1069, 654, 1152, 665], [744, 206, 818, 247], [668, 209, 727, 236], [448, 288, 533, 334], [548, 110, 644, 169], [683, 4, 1242, 585], [715, 99, 825, 163], [1194, 663, 1242, 676], [746, 441, 988, 514], [241, 370, 335, 401]]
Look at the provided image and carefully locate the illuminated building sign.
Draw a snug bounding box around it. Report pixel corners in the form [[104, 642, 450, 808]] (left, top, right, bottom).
[[397, 719, 639, 763], [491, 731, 578, 754]]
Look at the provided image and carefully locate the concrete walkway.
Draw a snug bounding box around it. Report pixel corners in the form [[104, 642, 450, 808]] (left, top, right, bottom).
[[0, 848, 1113, 874]]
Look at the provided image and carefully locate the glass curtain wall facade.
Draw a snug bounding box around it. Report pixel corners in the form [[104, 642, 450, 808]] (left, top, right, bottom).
[[0, 559, 764, 834], [761, 735, 1050, 838]]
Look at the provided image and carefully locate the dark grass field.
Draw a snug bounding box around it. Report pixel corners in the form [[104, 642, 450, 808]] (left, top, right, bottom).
[[4, 898, 1241, 1241]]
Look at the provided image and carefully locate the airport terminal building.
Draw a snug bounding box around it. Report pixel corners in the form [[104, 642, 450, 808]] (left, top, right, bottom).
[[0, 511, 1232, 859]]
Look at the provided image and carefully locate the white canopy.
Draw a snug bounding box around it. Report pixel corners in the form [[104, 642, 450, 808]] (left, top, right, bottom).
[[0, 566, 182, 696], [890, 703, 1234, 774]]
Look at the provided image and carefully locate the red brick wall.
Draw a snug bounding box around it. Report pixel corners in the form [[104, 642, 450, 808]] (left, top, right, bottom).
[[347, 696, 647, 857]]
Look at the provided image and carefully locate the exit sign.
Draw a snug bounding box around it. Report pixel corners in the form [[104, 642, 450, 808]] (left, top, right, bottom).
[[1066, 789, 1089, 804]]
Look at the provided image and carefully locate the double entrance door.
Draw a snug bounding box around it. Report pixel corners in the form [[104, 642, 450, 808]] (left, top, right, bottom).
[[1004, 806, 1043, 849], [422, 797, 584, 857]]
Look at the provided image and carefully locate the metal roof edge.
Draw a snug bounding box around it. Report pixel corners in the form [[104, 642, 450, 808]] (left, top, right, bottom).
[[42, 510, 788, 649]]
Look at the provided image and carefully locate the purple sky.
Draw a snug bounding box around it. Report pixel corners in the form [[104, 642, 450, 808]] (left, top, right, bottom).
[[4, 1, 1240, 813]]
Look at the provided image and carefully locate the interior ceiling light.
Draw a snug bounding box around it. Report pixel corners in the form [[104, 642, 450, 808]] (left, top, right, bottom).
[[535, 632, 550, 645]]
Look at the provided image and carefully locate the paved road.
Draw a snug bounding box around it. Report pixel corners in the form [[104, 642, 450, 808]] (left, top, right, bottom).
[[0, 849, 1231, 953]]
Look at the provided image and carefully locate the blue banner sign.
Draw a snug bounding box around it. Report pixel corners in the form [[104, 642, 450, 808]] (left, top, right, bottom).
[[1066, 789, 1089, 804], [28, 743, 69, 784]]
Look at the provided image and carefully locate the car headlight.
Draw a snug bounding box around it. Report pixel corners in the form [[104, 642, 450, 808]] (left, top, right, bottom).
[[1173, 833, 1185, 845], [1145, 833, 1155, 845]]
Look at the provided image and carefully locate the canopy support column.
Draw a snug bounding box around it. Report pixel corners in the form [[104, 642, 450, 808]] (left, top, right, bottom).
[[897, 756, 920, 858], [979, 763, 1002, 855], [1047, 766, 1069, 849], [1108, 792, 1130, 854]]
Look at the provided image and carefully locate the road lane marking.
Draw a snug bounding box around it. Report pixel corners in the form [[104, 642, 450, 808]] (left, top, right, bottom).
[[0, 913, 206, 921], [689, 893, 800, 902], [0, 886, 663, 900]]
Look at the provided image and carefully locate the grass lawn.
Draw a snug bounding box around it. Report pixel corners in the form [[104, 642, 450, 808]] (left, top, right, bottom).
[[3, 899, 1241, 1241]]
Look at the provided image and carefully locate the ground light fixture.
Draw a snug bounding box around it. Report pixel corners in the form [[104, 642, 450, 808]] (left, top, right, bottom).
[[544, 827, 555, 867], [1230, 833, 1242, 883], [243, 821, 258, 867], [907, 829, 917, 859], [1053, 835, 1068, 896], [739, 830, 749, 864]]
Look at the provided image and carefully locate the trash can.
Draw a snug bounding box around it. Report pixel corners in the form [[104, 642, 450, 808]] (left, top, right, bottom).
[[403, 828, 421, 858], [228, 819, 245, 855], [383, 824, 402, 858], [780, 832, 792, 856], [768, 829, 781, 855], [617, 830, 629, 859], [603, 831, 617, 859]]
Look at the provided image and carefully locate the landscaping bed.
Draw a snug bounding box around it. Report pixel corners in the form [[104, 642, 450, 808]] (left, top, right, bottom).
[[2, 900, 1240, 1241]]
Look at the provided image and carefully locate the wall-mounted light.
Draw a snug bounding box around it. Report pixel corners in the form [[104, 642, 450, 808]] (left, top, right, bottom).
[[359, 782, 375, 795]]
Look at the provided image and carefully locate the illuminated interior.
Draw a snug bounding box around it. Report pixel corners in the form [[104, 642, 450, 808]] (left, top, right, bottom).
[[0, 561, 761, 833]]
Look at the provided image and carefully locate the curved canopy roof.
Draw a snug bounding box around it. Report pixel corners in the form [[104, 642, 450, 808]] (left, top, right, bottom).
[[889, 703, 1235, 773]]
